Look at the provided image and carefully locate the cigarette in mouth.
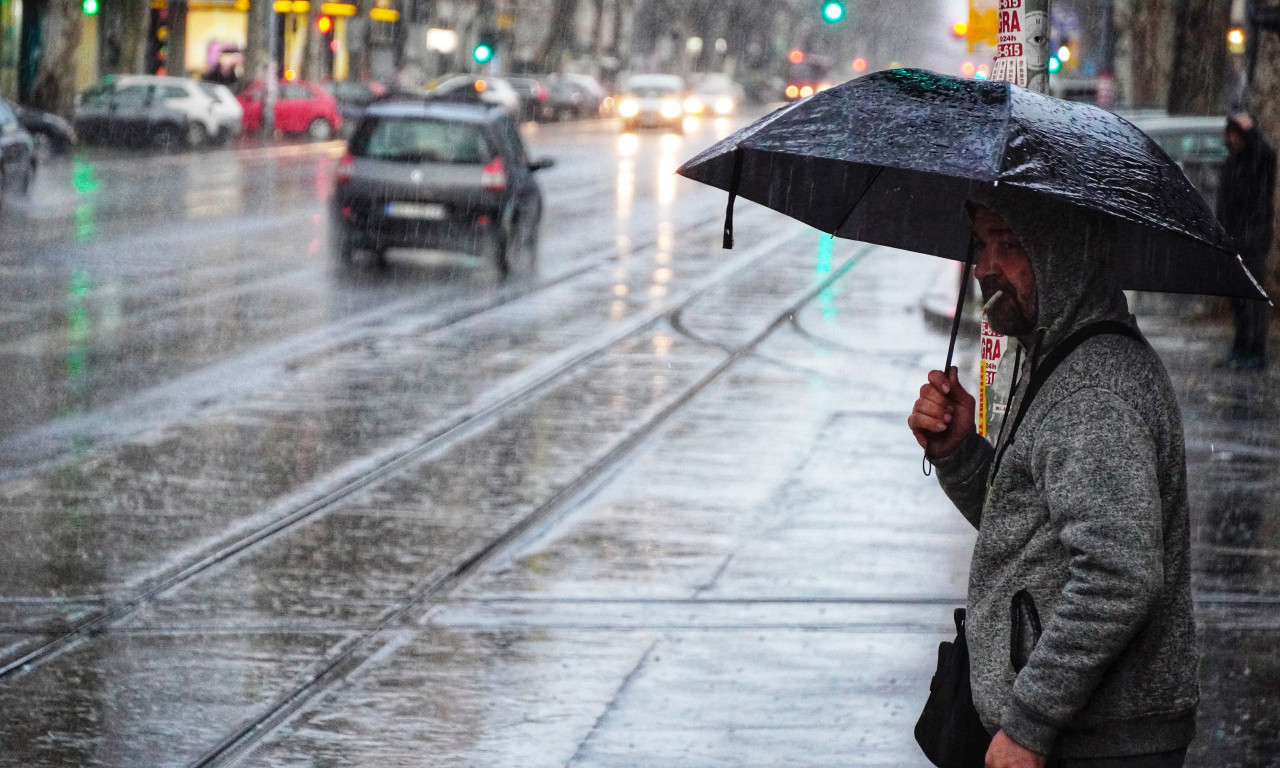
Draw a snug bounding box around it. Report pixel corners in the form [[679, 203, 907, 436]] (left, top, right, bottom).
[[982, 290, 1005, 314]]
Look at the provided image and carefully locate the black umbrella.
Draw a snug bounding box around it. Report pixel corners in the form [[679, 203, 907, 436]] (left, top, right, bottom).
[[678, 69, 1267, 367]]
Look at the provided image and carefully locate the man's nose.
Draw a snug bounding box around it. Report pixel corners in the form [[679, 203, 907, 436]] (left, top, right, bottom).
[[972, 248, 996, 280]]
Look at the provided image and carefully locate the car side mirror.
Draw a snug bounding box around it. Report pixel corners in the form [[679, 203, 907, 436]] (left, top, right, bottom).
[[529, 157, 555, 171]]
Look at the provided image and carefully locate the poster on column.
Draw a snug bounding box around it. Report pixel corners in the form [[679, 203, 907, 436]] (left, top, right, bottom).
[[990, 0, 1049, 92], [978, 0, 1046, 438]]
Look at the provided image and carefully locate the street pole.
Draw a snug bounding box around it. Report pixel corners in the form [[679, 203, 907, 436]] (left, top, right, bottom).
[[265, 9, 279, 137]]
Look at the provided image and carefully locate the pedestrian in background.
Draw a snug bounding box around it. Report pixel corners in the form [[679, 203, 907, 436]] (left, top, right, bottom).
[[908, 190, 1198, 768], [1216, 111, 1275, 371]]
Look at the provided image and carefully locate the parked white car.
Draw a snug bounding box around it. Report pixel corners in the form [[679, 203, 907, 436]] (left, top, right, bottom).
[[75, 75, 239, 149], [199, 82, 244, 143]]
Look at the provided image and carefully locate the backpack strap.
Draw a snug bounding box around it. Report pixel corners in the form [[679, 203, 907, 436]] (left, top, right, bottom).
[[993, 321, 1146, 477]]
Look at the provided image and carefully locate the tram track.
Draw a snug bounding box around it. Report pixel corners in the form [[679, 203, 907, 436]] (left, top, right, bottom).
[[0, 219, 809, 687], [185, 232, 873, 768]]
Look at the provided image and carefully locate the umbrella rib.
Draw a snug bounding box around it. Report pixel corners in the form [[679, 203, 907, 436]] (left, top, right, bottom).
[[831, 165, 885, 236]]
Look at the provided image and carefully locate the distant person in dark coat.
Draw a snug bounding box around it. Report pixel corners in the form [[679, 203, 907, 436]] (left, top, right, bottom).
[[1216, 111, 1275, 371]]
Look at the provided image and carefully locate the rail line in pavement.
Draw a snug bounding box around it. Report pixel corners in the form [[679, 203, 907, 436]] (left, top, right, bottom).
[[187, 238, 873, 768], [0, 221, 809, 686]]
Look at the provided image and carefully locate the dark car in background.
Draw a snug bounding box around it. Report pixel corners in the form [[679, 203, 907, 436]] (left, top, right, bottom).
[[0, 99, 36, 208], [3, 98, 75, 159], [542, 73, 606, 121], [330, 100, 554, 278], [323, 79, 386, 135], [1127, 114, 1228, 209], [507, 76, 550, 122]]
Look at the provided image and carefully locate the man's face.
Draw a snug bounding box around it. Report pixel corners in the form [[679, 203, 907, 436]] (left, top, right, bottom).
[[971, 206, 1038, 337]]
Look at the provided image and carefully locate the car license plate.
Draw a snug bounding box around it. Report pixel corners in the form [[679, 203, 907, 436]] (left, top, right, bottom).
[[386, 201, 447, 220]]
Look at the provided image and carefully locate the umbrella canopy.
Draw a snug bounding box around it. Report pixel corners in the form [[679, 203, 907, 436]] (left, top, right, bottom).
[[678, 68, 1267, 301]]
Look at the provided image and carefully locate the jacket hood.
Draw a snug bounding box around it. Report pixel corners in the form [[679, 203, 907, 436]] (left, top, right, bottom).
[[970, 184, 1131, 356]]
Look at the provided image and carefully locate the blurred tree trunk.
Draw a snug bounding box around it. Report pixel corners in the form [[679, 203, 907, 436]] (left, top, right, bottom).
[[588, 0, 605, 70], [1116, 0, 1175, 108], [1247, 23, 1280, 296], [98, 0, 150, 74], [28, 0, 83, 115], [535, 0, 580, 71], [1167, 0, 1231, 114]]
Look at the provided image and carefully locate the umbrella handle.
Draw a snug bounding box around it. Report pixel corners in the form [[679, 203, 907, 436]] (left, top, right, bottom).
[[926, 241, 976, 477], [944, 243, 976, 373], [723, 148, 744, 249]]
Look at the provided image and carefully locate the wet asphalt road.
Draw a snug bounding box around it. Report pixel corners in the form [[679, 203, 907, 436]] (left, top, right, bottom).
[[0, 114, 1276, 767]]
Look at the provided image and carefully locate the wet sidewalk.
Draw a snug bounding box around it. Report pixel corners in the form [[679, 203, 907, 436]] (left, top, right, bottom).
[[0, 234, 1275, 766], [224, 257, 1276, 766]]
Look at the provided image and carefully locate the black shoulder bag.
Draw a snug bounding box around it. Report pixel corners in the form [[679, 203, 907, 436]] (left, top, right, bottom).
[[914, 320, 1145, 768]]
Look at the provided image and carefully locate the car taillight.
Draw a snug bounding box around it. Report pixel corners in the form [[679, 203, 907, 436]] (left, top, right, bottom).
[[481, 157, 506, 192], [536, 83, 548, 102], [335, 153, 354, 185]]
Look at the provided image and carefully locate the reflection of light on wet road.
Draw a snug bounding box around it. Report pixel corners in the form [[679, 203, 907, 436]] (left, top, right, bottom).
[[613, 284, 628, 296], [71, 160, 99, 244], [618, 133, 638, 157], [657, 134, 681, 208], [652, 333, 673, 354], [652, 267, 673, 284], [610, 299, 627, 320], [713, 118, 732, 140], [617, 157, 635, 221], [65, 270, 91, 413], [815, 234, 838, 322]]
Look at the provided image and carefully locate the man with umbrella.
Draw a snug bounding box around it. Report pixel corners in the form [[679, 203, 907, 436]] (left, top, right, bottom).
[[909, 190, 1198, 767], [678, 68, 1267, 768]]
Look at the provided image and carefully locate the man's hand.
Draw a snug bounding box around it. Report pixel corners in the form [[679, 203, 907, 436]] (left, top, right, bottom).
[[985, 731, 1047, 768], [907, 366, 976, 460]]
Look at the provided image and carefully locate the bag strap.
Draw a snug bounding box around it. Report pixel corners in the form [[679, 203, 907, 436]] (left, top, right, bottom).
[[992, 320, 1145, 477]]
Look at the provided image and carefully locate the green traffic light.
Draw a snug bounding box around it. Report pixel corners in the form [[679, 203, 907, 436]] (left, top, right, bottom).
[[1048, 56, 1061, 74], [83, 0, 98, 14], [473, 43, 493, 63], [822, 1, 844, 22]]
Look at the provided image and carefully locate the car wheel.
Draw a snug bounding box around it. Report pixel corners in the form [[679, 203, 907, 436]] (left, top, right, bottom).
[[307, 118, 334, 141], [491, 232, 512, 281], [153, 124, 183, 152], [186, 122, 208, 148], [32, 132, 54, 161], [331, 222, 355, 262], [20, 160, 35, 195]]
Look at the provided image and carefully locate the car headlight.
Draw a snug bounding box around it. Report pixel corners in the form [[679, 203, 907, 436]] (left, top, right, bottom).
[[660, 100, 682, 119], [683, 97, 704, 115], [618, 99, 639, 118], [713, 97, 734, 115]]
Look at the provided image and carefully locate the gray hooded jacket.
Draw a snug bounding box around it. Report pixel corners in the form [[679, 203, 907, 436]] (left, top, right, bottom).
[[933, 189, 1198, 758]]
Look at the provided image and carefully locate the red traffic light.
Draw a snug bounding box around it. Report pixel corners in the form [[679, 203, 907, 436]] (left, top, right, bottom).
[[317, 15, 332, 34], [788, 49, 805, 64]]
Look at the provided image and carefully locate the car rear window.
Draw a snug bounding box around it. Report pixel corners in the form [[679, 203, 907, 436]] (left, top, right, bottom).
[[628, 85, 679, 98], [352, 117, 492, 164]]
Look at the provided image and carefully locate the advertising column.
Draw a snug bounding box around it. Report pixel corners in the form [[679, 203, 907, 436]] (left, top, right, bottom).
[[978, 0, 1048, 439]]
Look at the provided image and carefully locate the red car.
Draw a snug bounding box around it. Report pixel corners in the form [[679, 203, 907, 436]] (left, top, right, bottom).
[[237, 80, 342, 140]]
